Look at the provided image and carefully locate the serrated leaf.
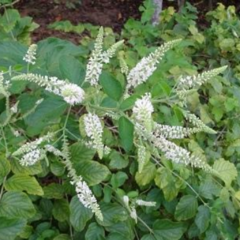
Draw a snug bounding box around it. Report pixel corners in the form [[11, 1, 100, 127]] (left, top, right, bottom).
[[118, 116, 134, 152], [0, 191, 36, 219], [0, 155, 10, 185], [153, 219, 186, 240], [0, 217, 26, 240], [213, 159, 237, 187], [99, 72, 123, 101], [69, 196, 93, 231], [110, 172, 128, 189], [136, 161, 156, 186], [155, 168, 179, 201], [97, 202, 128, 227], [52, 199, 70, 222], [70, 142, 95, 162], [74, 160, 110, 186], [199, 176, 220, 200], [5, 174, 43, 196], [175, 195, 198, 221], [11, 158, 42, 175], [43, 183, 64, 199], [109, 151, 128, 170], [195, 205, 210, 233], [85, 223, 105, 240], [105, 220, 134, 240]]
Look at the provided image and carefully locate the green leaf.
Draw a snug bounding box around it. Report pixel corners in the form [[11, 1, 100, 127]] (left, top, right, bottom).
[[11, 158, 42, 175], [50, 160, 65, 176], [5, 174, 43, 196], [105, 220, 134, 240], [70, 142, 95, 162], [69, 196, 93, 231], [152, 219, 186, 240], [155, 168, 179, 201], [118, 116, 134, 152], [85, 223, 105, 240], [175, 195, 198, 221], [52, 199, 70, 222], [25, 97, 68, 136], [43, 183, 64, 199], [99, 72, 123, 101], [97, 202, 128, 227], [119, 95, 138, 111], [213, 159, 237, 187], [0, 217, 26, 240], [0, 155, 10, 185], [53, 234, 71, 240], [0, 9, 20, 33], [195, 205, 210, 234], [136, 161, 156, 186], [0, 191, 36, 219], [59, 55, 85, 85], [74, 160, 110, 186], [110, 172, 128, 189], [109, 151, 129, 170], [199, 176, 220, 200], [19, 225, 33, 239], [141, 235, 156, 240], [107, 233, 128, 240]]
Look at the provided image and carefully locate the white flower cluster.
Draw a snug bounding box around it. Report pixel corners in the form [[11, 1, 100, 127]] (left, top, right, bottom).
[[45, 144, 64, 157], [61, 137, 103, 220], [176, 66, 227, 91], [132, 93, 154, 132], [126, 39, 181, 92], [12, 133, 54, 166], [73, 177, 103, 220], [10, 102, 18, 114], [123, 195, 156, 223], [23, 44, 37, 65], [152, 134, 213, 172], [135, 123, 213, 172], [85, 27, 124, 86], [136, 199, 156, 207], [184, 111, 216, 134], [0, 72, 10, 96], [84, 113, 104, 159], [12, 74, 85, 105], [137, 145, 149, 173], [153, 123, 201, 139]]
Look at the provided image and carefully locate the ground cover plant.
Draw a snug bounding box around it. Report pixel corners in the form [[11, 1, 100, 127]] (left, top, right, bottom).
[[1, 1, 240, 240]]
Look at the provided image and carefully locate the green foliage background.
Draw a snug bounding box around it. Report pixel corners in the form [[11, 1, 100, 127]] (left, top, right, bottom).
[[0, 1, 240, 240]]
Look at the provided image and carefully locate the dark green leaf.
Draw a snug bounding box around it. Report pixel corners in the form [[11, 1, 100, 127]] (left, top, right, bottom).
[[195, 205, 210, 234], [85, 223, 105, 240], [100, 72, 123, 101], [0, 217, 26, 240], [153, 219, 186, 240], [175, 195, 198, 221], [70, 196, 93, 231], [118, 116, 134, 152], [0, 191, 36, 219]]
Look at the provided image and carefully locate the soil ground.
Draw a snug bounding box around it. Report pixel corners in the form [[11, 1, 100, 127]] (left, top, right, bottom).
[[14, 0, 240, 43]]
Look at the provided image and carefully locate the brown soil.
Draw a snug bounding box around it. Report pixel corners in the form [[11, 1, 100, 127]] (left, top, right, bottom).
[[16, 0, 143, 43]]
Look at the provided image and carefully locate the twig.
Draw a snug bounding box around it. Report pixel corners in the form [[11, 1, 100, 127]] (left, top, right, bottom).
[[0, 0, 20, 9]]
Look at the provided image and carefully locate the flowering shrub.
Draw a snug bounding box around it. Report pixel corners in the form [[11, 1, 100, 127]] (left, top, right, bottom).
[[0, 26, 237, 240]]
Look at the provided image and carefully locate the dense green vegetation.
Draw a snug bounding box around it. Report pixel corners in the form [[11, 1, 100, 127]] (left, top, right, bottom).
[[0, 1, 240, 240]]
